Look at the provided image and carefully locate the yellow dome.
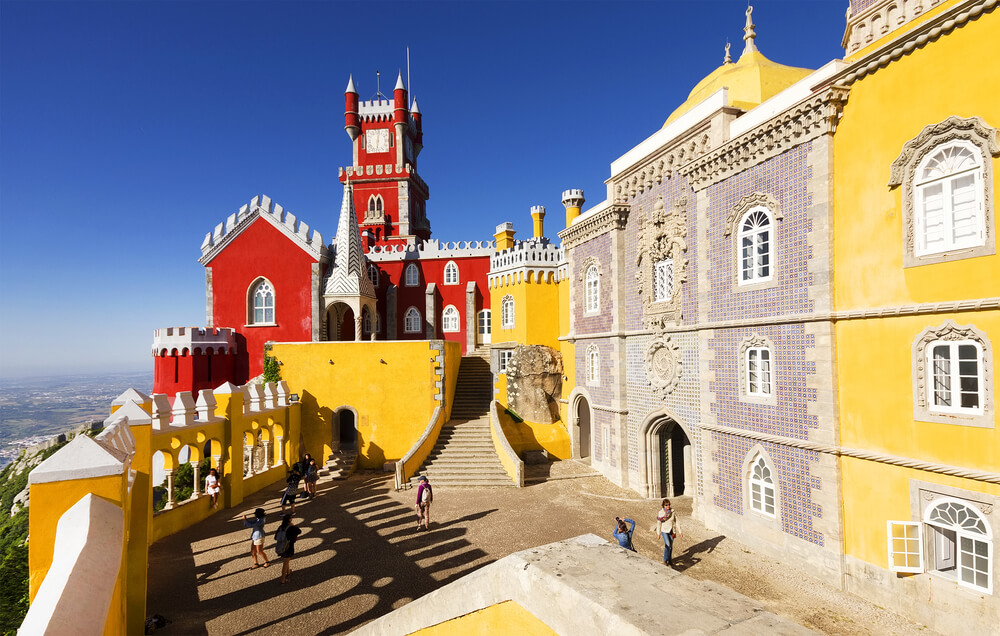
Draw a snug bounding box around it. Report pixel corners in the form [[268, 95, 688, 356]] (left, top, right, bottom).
[[663, 48, 813, 127]]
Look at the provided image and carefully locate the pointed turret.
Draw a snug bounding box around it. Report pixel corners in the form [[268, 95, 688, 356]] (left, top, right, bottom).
[[334, 183, 365, 278], [393, 70, 408, 127], [345, 75, 360, 142]]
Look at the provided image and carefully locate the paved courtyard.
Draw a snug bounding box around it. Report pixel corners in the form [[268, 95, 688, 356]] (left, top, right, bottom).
[[147, 461, 933, 635]]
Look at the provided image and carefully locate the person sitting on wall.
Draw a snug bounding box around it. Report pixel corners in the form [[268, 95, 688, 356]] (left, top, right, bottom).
[[204, 467, 221, 508], [282, 468, 301, 514]]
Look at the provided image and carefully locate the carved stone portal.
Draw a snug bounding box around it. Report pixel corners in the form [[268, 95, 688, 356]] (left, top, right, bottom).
[[506, 345, 563, 424], [635, 195, 688, 328], [644, 336, 682, 399]]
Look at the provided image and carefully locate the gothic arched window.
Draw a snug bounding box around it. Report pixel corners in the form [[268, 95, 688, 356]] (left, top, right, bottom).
[[404, 307, 421, 334], [444, 261, 459, 285], [249, 279, 275, 325], [585, 265, 600, 314], [500, 295, 515, 329], [738, 207, 773, 284], [404, 263, 420, 287], [442, 305, 460, 332]]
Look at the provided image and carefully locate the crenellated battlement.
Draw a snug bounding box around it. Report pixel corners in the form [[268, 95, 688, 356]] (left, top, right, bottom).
[[199, 195, 327, 263], [488, 239, 565, 287], [339, 163, 427, 191], [152, 327, 237, 356], [366, 238, 496, 262]]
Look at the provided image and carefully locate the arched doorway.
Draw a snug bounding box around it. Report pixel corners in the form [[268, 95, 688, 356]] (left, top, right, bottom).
[[337, 409, 356, 450], [574, 395, 591, 460], [326, 303, 357, 341], [641, 413, 692, 499]]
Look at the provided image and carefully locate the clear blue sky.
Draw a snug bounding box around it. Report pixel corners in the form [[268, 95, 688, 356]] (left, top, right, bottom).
[[0, 0, 847, 377]]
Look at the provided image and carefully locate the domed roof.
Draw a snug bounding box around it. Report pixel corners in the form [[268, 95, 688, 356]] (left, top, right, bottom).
[[663, 8, 813, 127]]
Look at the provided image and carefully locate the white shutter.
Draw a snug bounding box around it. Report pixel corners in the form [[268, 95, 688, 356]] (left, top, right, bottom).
[[887, 520, 924, 573]]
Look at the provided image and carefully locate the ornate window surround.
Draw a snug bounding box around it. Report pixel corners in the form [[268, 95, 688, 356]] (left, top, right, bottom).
[[586, 344, 600, 385], [743, 445, 779, 521], [739, 334, 776, 405], [584, 263, 600, 315], [634, 196, 688, 329], [912, 319, 993, 428], [500, 295, 515, 329], [726, 193, 782, 292], [889, 116, 998, 268]]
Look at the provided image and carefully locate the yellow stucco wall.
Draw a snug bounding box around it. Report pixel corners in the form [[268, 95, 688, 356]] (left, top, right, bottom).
[[833, 10, 1000, 310], [847, 0, 958, 62], [271, 341, 456, 469], [491, 275, 562, 350], [412, 600, 558, 635], [833, 6, 1000, 574]]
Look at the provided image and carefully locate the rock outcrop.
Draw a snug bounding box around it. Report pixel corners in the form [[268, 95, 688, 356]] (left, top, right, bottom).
[[505, 345, 563, 424]]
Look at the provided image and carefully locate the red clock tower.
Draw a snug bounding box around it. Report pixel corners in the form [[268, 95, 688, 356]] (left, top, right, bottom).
[[341, 72, 430, 248]]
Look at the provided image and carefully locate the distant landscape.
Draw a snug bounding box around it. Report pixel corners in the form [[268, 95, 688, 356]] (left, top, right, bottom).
[[0, 372, 152, 468]]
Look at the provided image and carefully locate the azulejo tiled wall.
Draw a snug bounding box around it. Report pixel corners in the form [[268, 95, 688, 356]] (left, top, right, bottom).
[[572, 232, 613, 333]]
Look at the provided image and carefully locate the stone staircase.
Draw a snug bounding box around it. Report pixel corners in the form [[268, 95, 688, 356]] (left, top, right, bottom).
[[409, 347, 515, 487], [320, 449, 357, 480]]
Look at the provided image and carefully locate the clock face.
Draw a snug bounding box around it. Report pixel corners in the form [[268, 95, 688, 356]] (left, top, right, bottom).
[[366, 129, 389, 153]]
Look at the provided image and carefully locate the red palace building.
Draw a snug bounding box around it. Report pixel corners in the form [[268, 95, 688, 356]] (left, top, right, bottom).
[[152, 72, 493, 395]]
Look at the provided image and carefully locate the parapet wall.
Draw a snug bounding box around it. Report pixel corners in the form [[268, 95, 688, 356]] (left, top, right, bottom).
[[152, 326, 237, 356], [199, 194, 327, 262], [366, 237, 496, 262]]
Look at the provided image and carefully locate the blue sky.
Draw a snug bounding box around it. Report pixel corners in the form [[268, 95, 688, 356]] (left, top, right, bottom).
[[0, 0, 847, 377]]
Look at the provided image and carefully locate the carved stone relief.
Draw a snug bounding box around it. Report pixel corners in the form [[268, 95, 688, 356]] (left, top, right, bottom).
[[635, 195, 689, 328], [644, 335, 682, 399]]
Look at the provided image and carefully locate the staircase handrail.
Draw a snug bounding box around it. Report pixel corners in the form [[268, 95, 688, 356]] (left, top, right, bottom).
[[489, 400, 524, 487], [394, 405, 444, 490]]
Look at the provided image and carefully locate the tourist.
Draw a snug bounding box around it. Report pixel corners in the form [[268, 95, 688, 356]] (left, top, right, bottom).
[[204, 468, 221, 508], [242, 508, 269, 569], [303, 458, 318, 499], [654, 498, 682, 566], [282, 467, 301, 514], [274, 514, 302, 584], [613, 516, 636, 552], [415, 475, 433, 530]]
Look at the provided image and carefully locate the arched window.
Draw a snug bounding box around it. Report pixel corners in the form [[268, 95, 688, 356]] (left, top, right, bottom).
[[249, 279, 275, 324], [745, 345, 772, 396], [363, 310, 373, 334], [925, 497, 992, 593], [368, 263, 380, 287], [748, 453, 776, 517], [404, 307, 421, 333], [738, 208, 772, 284], [500, 295, 515, 329], [585, 265, 600, 314], [915, 141, 985, 256], [586, 345, 600, 385], [444, 261, 459, 285], [442, 305, 460, 332], [367, 195, 384, 217], [404, 263, 420, 287], [654, 258, 673, 302]]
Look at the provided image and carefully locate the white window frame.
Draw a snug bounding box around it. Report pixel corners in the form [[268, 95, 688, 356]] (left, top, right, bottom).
[[477, 309, 491, 343], [748, 453, 776, 518], [585, 265, 600, 314], [924, 497, 993, 594], [737, 207, 773, 285], [887, 520, 924, 574], [913, 321, 993, 428], [368, 263, 380, 287], [927, 340, 984, 416], [745, 346, 772, 397], [586, 345, 600, 385], [403, 307, 421, 334], [500, 295, 515, 329], [248, 278, 275, 325], [914, 140, 985, 257], [443, 261, 459, 286], [498, 349, 513, 373], [442, 305, 460, 333], [404, 263, 420, 287], [367, 194, 384, 217], [653, 258, 673, 303]]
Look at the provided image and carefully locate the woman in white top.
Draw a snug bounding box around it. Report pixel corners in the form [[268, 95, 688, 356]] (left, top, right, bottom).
[[654, 498, 682, 566], [205, 468, 221, 508]]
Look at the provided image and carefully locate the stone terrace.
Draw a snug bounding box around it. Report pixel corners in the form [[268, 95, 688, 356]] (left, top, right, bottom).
[[147, 462, 932, 635]]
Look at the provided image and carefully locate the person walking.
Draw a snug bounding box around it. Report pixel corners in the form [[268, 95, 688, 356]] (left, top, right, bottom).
[[204, 468, 221, 508], [654, 498, 682, 566], [415, 475, 433, 530], [613, 516, 636, 552], [274, 514, 302, 584], [242, 508, 270, 569], [281, 467, 301, 514]]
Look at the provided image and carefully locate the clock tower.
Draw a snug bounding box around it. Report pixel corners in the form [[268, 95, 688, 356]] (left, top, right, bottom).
[[341, 72, 430, 247]]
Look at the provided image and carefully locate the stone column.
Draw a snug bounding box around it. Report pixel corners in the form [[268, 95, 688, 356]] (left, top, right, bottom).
[[191, 461, 201, 498], [275, 437, 284, 465], [163, 469, 176, 510], [244, 443, 254, 478], [355, 315, 363, 341], [263, 441, 272, 469], [212, 454, 222, 472]]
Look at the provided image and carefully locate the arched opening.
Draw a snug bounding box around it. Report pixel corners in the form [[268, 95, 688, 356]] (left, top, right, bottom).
[[325, 302, 358, 341], [336, 409, 357, 450], [574, 395, 591, 461], [641, 413, 693, 499]]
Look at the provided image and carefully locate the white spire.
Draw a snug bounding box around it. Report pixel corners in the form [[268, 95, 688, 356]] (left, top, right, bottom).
[[346, 74, 357, 94], [411, 98, 420, 114], [335, 183, 363, 276], [742, 5, 758, 56], [394, 70, 405, 91]]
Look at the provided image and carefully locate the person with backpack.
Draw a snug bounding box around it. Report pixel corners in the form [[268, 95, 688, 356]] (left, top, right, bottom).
[[281, 467, 301, 513], [613, 515, 636, 552], [242, 508, 270, 569], [415, 475, 433, 531], [274, 514, 301, 584]]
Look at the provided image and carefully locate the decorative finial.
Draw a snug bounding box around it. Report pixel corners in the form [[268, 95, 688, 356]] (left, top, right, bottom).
[[724, 41, 732, 64], [743, 5, 757, 55]]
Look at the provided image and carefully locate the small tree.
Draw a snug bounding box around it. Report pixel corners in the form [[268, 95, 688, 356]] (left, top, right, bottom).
[[263, 343, 281, 383]]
